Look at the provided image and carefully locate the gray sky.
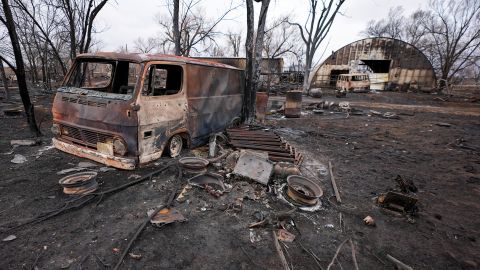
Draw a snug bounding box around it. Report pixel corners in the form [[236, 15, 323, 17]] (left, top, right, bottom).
[[96, 0, 425, 64]]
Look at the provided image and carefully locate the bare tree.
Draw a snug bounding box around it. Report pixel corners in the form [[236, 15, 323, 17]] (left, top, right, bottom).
[[263, 16, 302, 60], [12, 0, 68, 75], [157, 0, 240, 56], [422, 0, 480, 89], [0, 59, 9, 99], [244, 0, 270, 120], [226, 29, 241, 57], [54, 0, 109, 59], [362, 7, 429, 49], [172, 0, 180, 55], [288, 0, 346, 93], [133, 37, 157, 53], [1, 0, 40, 135], [0, 27, 10, 99]]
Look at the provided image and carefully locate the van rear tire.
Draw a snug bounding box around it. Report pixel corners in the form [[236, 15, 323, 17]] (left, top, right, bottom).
[[168, 135, 183, 158]]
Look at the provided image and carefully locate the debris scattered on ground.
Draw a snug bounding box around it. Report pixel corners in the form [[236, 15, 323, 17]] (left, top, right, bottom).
[[128, 253, 142, 260], [99, 166, 116, 172], [286, 175, 323, 206], [233, 150, 274, 185], [176, 184, 192, 203], [377, 191, 418, 213], [2, 235, 17, 242], [10, 154, 27, 164], [225, 151, 240, 171], [10, 139, 39, 146], [274, 162, 301, 178], [249, 229, 262, 243], [34, 145, 54, 158], [309, 88, 323, 98], [149, 208, 186, 226], [395, 175, 417, 193], [57, 167, 88, 175], [370, 110, 400, 119], [276, 229, 296, 243], [188, 173, 226, 197], [363, 216, 375, 226], [58, 171, 98, 195], [128, 174, 142, 180], [435, 122, 452, 127], [77, 161, 98, 168]]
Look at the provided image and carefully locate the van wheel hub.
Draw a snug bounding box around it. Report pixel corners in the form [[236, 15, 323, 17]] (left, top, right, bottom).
[[169, 135, 183, 157]]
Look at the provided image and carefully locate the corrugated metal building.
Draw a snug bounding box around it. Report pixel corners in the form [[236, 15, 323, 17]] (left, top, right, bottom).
[[310, 37, 436, 91]]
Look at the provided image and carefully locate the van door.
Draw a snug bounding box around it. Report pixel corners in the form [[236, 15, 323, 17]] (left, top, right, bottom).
[[136, 62, 188, 164]]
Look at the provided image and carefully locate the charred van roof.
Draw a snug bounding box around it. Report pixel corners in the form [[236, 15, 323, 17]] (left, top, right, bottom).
[[76, 52, 243, 70]]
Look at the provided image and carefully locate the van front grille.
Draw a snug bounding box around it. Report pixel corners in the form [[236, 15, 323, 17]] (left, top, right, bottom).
[[60, 125, 114, 148]]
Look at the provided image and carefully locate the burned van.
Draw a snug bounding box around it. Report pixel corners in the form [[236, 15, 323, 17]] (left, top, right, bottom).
[[336, 73, 370, 93], [51, 52, 244, 170]]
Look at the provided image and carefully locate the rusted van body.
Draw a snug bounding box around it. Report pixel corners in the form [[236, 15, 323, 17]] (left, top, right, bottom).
[[51, 52, 244, 170], [336, 74, 370, 92]]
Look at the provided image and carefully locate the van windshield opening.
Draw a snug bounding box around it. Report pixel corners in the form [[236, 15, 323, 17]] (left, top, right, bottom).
[[62, 59, 141, 100]]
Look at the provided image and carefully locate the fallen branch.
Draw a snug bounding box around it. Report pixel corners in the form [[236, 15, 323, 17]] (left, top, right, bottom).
[[272, 230, 290, 270], [113, 189, 178, 270], [328, 161, 342, 204], [386, 254, 413, 270], [298, 242, 323, 270], [349, 239, 359, 270], [326, 239, 348, 270]]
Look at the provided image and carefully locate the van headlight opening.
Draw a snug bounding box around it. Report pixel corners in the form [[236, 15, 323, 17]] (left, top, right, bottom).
[[51, 124, 61, 135], [113, 138, 128, 156]]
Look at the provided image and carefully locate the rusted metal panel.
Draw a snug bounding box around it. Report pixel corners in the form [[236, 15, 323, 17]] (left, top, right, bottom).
[[52, 53, 244, 170]]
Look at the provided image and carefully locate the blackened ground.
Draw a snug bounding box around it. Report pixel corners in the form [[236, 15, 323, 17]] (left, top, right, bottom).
[[0, 90, 479, 270]]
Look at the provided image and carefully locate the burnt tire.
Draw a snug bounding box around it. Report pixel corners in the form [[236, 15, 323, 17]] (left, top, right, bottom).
[[168, 134, 183, 158]]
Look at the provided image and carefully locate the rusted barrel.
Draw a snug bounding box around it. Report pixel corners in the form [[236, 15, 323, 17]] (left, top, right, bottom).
[[255, 92, 268, 121], [284, 90, 302, 118]]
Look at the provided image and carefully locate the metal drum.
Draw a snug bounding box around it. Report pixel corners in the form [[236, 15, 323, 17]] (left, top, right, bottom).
[[284, 90, 302, 118]]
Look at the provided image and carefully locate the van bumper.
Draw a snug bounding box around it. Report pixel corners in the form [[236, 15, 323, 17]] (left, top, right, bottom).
[[52, 138, 136, 170]]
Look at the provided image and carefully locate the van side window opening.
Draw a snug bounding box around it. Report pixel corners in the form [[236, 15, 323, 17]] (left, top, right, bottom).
[[143, 65, 183, 96], [65, 60, 141, 98]]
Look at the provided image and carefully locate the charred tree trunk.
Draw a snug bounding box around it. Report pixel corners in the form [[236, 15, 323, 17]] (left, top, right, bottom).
[[173, 0, 181, 56], [243, 0, 255, 121], [1, 0, 41, 136], [0, 59, 9, 100], [243, 0, 270, 122], [252, 0, 270, 93]]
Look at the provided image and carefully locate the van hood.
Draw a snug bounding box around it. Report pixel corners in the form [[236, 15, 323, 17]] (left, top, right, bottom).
[[57, 86, 133, 101]]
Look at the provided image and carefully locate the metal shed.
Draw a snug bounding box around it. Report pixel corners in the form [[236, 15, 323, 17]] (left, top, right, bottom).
[[310, 37, 436, 91]]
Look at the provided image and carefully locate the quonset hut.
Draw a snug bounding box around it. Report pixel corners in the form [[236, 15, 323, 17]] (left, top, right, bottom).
[[310, 37, 436, 91]]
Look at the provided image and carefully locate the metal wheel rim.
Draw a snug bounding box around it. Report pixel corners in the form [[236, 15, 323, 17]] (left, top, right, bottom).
[[169, 135, 183, 157]]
